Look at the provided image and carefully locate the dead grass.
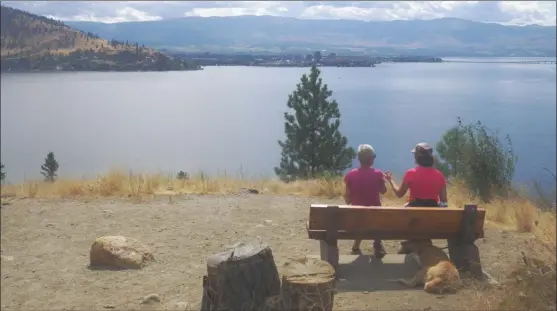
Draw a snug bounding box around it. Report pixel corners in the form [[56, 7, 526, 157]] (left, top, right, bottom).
[[1, 170, 554, 246], [471, 239, 556, 311]]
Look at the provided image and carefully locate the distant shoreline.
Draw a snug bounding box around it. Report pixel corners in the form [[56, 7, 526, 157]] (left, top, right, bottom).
[[0, 67, 204, 74]]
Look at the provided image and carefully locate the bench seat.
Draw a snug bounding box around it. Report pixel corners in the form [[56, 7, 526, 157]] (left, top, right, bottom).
[[306, 204, 486, 279]]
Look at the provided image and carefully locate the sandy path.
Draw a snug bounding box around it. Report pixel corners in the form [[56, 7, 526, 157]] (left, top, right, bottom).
[[1, 194, 533, 310]]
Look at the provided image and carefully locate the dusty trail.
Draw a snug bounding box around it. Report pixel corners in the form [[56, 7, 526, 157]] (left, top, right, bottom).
[[1, 194, 534, 310]]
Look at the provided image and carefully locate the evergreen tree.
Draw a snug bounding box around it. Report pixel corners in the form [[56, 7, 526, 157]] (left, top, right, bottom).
[[0, 162, 5, 182], [275, 66, 356, 182], [40, 152, 59, 182]]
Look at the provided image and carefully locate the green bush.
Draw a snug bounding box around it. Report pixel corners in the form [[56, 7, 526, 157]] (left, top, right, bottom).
[[176, 171, 189, 180], [436, 117, 517, 202]]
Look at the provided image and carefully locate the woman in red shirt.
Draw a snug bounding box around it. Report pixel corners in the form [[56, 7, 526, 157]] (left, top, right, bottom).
[[383, 142, 448, 207], [383, 143, 448, 254]]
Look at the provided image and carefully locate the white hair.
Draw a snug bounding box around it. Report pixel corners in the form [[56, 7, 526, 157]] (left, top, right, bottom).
[[357, 144, 376, 162]]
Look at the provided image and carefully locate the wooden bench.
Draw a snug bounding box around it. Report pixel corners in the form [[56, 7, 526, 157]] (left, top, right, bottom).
[[307, 204, 486, 279]]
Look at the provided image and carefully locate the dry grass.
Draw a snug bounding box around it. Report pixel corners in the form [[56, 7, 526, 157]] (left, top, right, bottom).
[[471, 239, 556, 311], [1, 170, 554, 245]]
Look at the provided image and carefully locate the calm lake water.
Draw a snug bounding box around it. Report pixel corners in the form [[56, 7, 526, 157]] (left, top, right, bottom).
[[1, 60, 556, 187]]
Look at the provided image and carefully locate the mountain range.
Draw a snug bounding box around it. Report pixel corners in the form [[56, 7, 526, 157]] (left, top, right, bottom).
[[65, 16, 557, 57], [0, 5, 198, 72]]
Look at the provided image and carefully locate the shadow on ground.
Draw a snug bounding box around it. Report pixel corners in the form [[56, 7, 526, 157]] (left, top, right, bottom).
[[334, 254, 422, 292]]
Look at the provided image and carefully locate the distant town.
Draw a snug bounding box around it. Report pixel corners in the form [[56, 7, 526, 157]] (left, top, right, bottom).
[[169, 51, 443, 68]]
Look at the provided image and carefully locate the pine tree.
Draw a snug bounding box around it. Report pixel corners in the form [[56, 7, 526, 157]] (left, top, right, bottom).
[[0, 162, 5, 182], [275, 66, 356, 182], [40, 152, 59, 182]]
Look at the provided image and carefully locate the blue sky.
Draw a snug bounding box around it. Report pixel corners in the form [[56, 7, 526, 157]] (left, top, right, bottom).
[[3, 1, 556, 26]]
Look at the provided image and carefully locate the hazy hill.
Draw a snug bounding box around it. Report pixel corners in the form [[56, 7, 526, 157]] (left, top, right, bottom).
[[0, 5, 155, 57], [0, 5, 199, 72], [65, 16, 557, 57]]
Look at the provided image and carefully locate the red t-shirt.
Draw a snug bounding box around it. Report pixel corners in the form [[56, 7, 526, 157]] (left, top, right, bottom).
[[344, 167, 386, 206], [402, 166, 446, 202]]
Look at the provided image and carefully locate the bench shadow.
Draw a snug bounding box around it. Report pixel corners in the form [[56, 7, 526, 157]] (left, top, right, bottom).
[[335, 254, 421, 293]]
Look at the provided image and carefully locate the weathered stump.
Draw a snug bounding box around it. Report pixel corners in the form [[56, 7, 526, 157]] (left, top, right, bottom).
[[201, 242, 281, 311], [281, 257, 336, 311]]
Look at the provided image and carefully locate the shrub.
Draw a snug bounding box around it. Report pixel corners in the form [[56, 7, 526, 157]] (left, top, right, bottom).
[[436, 117, 517, 202], [177, 171, 189, 180]]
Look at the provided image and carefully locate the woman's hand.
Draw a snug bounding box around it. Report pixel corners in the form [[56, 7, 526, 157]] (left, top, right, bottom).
[[383, 170, 393, 182]]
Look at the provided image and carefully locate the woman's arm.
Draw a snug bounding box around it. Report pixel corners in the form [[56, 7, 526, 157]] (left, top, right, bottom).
[[439, 179, 448, 207], [384, 171, 409, 198], [388, 178, 409, 198], [439, 184, 448, 203]]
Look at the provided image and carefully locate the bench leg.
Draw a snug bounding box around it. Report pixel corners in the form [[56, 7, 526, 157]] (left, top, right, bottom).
[[447, 239, 483, 279], [319, 240, 328, 261], [319, 240, 339, 274]]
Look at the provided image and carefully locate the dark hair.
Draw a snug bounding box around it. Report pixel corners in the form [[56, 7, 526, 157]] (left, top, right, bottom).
[[415, 154, 434, 167]]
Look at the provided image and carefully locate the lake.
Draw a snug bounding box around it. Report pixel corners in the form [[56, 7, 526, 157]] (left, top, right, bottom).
[[1, 61, 556, 188]]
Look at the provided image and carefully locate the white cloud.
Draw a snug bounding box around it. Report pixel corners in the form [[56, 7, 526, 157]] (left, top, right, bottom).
[[498, 1, 556, 26], [2, 1, 556, 26], [299, 1, 481, 21], [47, 7, 161, 23]]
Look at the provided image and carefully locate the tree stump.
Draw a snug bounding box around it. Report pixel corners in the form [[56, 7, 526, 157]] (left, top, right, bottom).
[[281, 257, 336, 311], [201, 242, 281, 311]]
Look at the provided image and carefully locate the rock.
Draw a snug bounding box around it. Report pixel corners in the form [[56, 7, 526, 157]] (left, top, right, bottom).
[[175, 301, 190, 310], [90, 236, 154, 269], [1, 255, 14, 261], [102, 304, 115, 309], [141, 293, 161, 304], [240, 188, 259, 194]]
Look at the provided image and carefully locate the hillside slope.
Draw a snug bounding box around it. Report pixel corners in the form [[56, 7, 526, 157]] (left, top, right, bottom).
[[0, 5, 199, 72], [65, 16, 557, 56]]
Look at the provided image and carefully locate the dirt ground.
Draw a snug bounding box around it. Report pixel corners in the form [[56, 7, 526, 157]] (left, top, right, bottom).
[[0, 193, 538, 310]]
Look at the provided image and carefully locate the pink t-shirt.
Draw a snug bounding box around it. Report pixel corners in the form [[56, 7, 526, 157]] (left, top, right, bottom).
[[344, 167, 386, 206], [402, 166, 446, 202]]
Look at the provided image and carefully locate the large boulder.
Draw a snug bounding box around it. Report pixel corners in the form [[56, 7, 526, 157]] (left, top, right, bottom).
[[89, 236, 154, 269]]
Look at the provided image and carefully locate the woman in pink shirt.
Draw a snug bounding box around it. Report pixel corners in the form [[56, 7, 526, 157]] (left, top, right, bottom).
[[383, 142, 448, 207], [344, 144, 387, 258], [383, 142, 448, 254]]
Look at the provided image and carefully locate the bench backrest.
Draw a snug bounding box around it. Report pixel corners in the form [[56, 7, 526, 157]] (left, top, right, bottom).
[[307, 204, 486, 240]]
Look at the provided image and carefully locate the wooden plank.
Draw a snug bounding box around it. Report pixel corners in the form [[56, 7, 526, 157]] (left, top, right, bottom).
[[307, 229, 479, 240], [324, 206, 339, 271], [308, 204, 485, 240], [325, 205, 339, 244], [448, 204, 484, 279]]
